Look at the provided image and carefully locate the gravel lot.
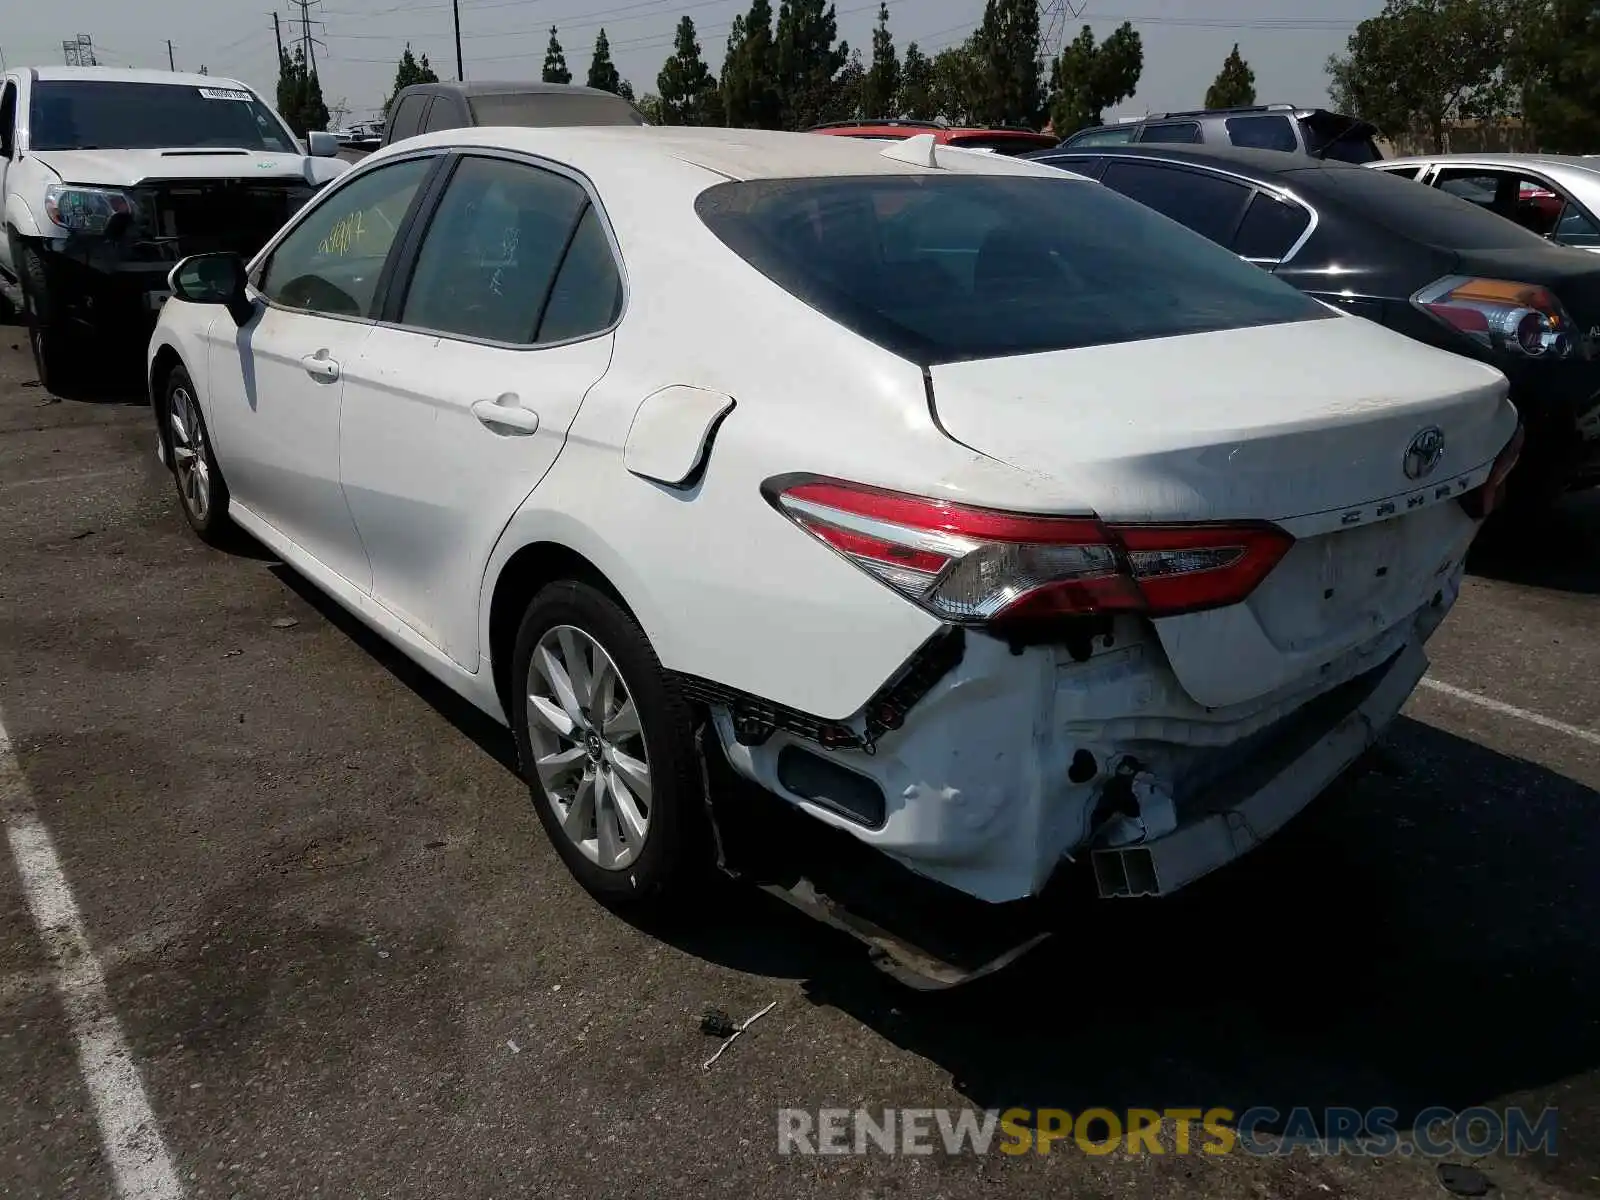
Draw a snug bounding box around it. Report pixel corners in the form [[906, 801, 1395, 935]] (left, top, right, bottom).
[[0, 335, 1596, 1199]]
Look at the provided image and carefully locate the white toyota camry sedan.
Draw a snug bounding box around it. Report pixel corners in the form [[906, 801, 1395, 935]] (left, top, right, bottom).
[[148, 126, 1520, 960]]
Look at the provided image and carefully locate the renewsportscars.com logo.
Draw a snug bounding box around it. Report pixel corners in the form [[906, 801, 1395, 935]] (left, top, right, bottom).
[[777, 1106, 1560, 1158]]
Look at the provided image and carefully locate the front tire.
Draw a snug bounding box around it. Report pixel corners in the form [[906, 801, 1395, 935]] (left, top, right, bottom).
[[511, 581, 707, 908], [18, 243, 77, 394], [163, 366, 233, 544]]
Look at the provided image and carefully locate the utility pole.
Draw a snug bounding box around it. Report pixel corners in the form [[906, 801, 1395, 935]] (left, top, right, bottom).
[[272, 11, 283, 60], [453, 0, 464, 80], [167, 39, 175, 70], [298, 0, 318, 76]]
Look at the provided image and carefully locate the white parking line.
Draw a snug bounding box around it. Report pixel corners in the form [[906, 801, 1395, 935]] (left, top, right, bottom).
[[0, 716, 184, 1200], [1419, 677, 1600, 749]]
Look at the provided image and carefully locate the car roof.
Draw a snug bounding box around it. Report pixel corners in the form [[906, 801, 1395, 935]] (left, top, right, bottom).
[[370, 124, 1078, 183], [399, 79, 624, 100], [1039, 141, 1364, 179], [1380, 152, 1600, 176], [29, 66, 250, 91]]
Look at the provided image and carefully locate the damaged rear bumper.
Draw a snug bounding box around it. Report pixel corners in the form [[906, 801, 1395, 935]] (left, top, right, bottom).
[[1091, 636, 1426, 898], [714, 565, 1461, 908]]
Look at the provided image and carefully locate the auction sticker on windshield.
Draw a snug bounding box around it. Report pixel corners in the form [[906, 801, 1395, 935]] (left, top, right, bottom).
[[198, 87, 253, 102]]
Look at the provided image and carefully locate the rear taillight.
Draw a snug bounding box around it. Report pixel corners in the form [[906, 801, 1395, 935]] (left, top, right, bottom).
[[1460, 424, 1526, 520], [1413, 276, 1577, 360], [767, 478, 1294, 624]]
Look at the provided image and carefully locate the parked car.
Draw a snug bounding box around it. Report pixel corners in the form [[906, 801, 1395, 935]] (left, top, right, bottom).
[[1057, 103, 1385, 163], [0, 66, 347, 390], [1371, 153, 1600, 251], [380, 81, 644, 150], [1031, 143, 1600, 510], [809, 119, 1059, 156], [148, 127, 1518, 983]]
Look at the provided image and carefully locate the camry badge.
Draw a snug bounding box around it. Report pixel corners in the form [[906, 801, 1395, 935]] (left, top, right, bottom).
[[1403, 426, 1446, 480]]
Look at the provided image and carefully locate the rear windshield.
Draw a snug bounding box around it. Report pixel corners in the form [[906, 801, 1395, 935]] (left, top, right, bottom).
[[29, 81, 297, 153], [467, 92, 645, 128], [1293, 165, 1555, 250], [1300, 112, 1383, 164], [695, 174, 1331, 365], [946, 134, 1059, 156]]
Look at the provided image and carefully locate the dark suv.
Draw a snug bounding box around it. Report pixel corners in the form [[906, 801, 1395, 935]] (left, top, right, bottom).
[[380, 81, 645, 149], [1057, 104, 1384, 164]]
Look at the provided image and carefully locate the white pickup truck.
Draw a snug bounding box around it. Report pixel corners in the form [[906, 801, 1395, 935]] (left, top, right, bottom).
[[0, 66, 349, 389]]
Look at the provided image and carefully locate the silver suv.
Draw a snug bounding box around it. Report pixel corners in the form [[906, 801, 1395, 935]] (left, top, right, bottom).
[[1057, 104, 1384, 164]]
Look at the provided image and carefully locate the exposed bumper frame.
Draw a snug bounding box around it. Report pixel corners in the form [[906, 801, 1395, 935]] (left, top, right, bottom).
[[1091, 636, 1428, 898]]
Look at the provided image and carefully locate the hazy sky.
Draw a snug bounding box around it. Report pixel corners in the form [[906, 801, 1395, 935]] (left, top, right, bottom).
[[0, 0, 1380, 125]]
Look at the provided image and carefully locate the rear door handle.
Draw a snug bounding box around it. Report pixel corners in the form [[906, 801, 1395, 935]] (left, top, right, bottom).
[[471, 394, 540, 436], [300, 351, 340, 382]]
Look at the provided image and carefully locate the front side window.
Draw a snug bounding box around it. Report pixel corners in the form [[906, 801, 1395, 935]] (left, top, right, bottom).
[[1097, 159, 1253, 245], [257, 156, 434, 317], [0, 83, 15, 156], [423, 98, 465, 134], [399, 156, 606, 344], [386, 94, 429, 143], [28, 82, 297, 152], [1225, 114, 1297, 153], [696, 173, 1331, 366]]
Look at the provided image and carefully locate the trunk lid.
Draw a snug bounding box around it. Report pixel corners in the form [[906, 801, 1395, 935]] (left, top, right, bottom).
[[1454, 244, 1600, 333], [928, 313, 1515, 707]]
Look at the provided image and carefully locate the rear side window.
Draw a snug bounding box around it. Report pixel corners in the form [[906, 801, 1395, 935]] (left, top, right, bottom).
[[1138, 122, 1201, 144], [1554, 202, 1600, 249], [1232, 191, 1312, 260], [1371, 163, 1426, 180], [1097, 159, 1253, 245], [400, 156, 591, 344], [1225, 115, 1297, 152], [695, 174, 1330, 366]]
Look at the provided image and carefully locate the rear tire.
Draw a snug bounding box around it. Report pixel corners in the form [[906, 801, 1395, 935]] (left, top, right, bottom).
[[510, 580, 708, 909], [163, 365, 234, 544]]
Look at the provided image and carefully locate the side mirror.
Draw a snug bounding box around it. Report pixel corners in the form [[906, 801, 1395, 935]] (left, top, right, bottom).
[[307, 131, 340, 158], [170, 252, 256, 328]]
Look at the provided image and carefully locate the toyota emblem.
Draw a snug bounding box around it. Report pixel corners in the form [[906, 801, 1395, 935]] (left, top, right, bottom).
[[1403, 426, 1446, 480]]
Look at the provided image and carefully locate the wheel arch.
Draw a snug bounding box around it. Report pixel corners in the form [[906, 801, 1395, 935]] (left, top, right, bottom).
[[486, 541, 638, 724], [148, 343, 186, 460]]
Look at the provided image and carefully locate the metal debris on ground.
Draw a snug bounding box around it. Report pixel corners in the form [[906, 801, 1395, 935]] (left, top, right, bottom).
[[506, 1039, 521, 1055], [1437, 1162, 1494, 1196], [701, 1000, 777, 1070], [271, 617, 300, 629]]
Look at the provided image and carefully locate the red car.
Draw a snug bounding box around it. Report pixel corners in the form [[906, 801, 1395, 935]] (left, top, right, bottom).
[[809, 119, 1059, 156]]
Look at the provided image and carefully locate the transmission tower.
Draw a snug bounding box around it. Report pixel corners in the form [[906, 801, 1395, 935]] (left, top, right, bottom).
[[61, 34, 97, 66], [1040, 0, 1089, 58]]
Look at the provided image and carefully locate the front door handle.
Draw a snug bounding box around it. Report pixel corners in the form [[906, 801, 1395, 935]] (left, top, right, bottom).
[[300, 350, 340, 383], [471, 394, 540, 436]]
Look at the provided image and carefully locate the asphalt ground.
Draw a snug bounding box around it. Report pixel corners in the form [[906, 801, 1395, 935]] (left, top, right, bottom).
[[0, 335, 1597, 1199]]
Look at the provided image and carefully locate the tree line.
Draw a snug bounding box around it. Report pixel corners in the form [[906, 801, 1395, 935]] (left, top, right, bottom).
[[1328, 0, 1600, 152], [276, 0, 1286, 139]]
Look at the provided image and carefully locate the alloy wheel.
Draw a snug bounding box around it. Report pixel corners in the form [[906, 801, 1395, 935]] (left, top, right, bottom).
[[525, 624, 652, 871], [168, 386, 211, 524]]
